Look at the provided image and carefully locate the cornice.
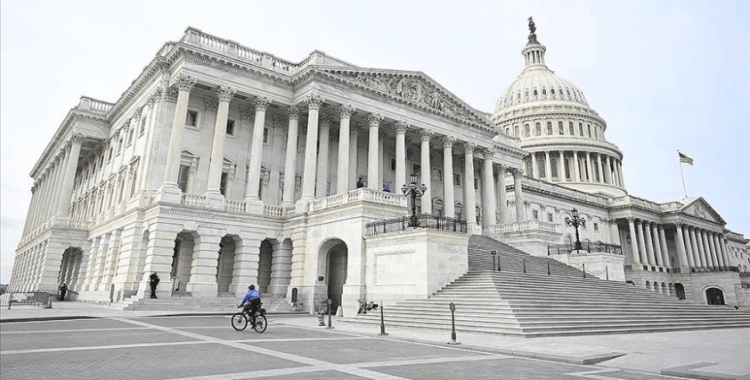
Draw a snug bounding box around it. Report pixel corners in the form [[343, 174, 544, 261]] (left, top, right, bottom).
[[522, 139, 623, 157], [178, 47, 294, 90]]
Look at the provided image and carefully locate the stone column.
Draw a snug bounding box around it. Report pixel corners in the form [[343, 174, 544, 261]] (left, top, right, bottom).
[[186, 232, 221, 297], [481, 150, 496, 228], [713, 234, 725, 268], [299, 94, 324, 206], [138, 89, 163, 191], [336, 105, 354, 194], [420, 130, 433, 214], [205, 86, 236, 205], [512, 169, 524, 223], [497, 165, 508, 224], [585, 152, 593, 182], [636, 220, 648, 266], [689, 227, 704, 268], [316, 116, 331, 198], [719, 235, 730, 268], [244, 97, 271, 205], [617, 160, 625, 188], [707, 232, 719, 268], [349, 124, 360, 190], [544, 151, 552, 181], [441, 136, 456, 217], [267, 240, 292, 296], [681, 225, 695, 269], [559, 151, 567, 182], [701, 230, 714, 268], [394, 121, 408, 191], [697, 229, 710, 268], [463, 143, 477, 230], [229, 233, 261, 295], [573, 151, 581, 182], [530, 152, 538, 179], [282, 107, 300, 208], [378, 130, 385, 190], [674, 224, 689, 270], [603, 155, 612, 184], [162, 75, 197, 188], [46, 154, 65, 222], [644, 221, 656, 266], [22, 185, 38, 236], [658, 226, 670, 269], [366, 114, 383, 190], [651, 223, 663, 267]]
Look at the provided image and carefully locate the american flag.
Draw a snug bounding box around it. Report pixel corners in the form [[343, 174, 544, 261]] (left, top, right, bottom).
[[678, 151, 693, 165]]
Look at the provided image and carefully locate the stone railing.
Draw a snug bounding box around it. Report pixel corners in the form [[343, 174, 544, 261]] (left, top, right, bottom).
[[181, 27, 302, 75], [70, 219, 91, 230], [181, 193, 206, 208], [309, 188, 407, 212], [488, 220, 558, 234], [225, 199, 246, 213], [494, 133, 522, 149], [19, 222, 51, 247], [263, 205, 284, 217], [547, 242, 622, 255]]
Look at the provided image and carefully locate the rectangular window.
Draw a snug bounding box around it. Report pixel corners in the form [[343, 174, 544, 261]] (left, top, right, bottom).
[[390, 157, 396, 172], [226, 119, 235, 136], [186, 110, 198, 127], [220, 172, 229, 196], [177, 165, 190, 193], [533, 210, 539, 220], [139, 117, 147, 134], [453, 174, 461, 186], [130, 172, 138, 197], [263, 127, 269, 144], [474, 178, 479, 190], [412, 163, 421, 176], [547, 213, 553, 222], [594, 223, 599, 232], [128, 128, 134, 145], [432, 168, 443, 182]]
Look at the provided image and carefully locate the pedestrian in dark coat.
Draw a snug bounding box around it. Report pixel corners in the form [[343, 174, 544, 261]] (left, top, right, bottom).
[[59, 283, 68, 301], [149, 272, 160, 299]]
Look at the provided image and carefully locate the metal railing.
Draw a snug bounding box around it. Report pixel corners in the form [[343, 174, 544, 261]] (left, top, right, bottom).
[[547, 242, 623, 255], [365, 215, 467, 236]]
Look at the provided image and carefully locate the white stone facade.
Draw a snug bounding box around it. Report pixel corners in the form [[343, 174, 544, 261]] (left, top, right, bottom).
[[9, 24, 749, 311]]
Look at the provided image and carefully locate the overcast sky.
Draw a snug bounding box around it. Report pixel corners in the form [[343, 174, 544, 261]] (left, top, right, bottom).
[[2, 0, 748, 283]]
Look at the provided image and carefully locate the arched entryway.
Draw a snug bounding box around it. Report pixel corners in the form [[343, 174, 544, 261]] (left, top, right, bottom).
[[171, 232, 196, 293], [257, 240, 273, 293], [216, 236, 237, 294], [57, 247, 83, 299], [675, 283, 686, 300], [705, 287, 725, 305], [317, 239, 348, 312]]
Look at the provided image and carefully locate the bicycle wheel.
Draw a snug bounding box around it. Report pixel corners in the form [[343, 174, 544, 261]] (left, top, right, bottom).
[[231, 312, 248, 331], [252, 315, 267, 333]]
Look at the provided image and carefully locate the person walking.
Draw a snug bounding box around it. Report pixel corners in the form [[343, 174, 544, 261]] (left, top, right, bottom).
[[149, 272, 160, 299], [59, 283, 68, 301]]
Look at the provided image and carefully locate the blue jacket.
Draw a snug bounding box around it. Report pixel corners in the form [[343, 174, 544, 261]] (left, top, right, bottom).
[[239, 289, 261, 307]]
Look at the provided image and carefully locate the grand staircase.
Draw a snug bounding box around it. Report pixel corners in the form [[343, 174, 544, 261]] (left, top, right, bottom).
[[349, 235, 750, 337]]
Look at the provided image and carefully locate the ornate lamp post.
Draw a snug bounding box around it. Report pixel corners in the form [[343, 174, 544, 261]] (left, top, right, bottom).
[[565, 208, 586, 252], [401, 173, 427, 228]]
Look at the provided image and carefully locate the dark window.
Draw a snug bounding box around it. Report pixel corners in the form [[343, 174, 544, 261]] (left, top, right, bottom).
[[128, 128, 134, 144], [130, 172, 138, 197], [186, 110, 198, 127], [594, 223, 599, 231], [542, 89, 547, 95], [533, 89, 538, 96], [551, 89, 556, 95], [558, 122, 564, 135], [139, 117, 147, 134], [453, 174, 461, 186], [569, 122, 574, 135], [551, 158, 558, 178], [579, 123, 584, 136], [548, 213, 554, 222], [177, 165, 190, 193], [524, 124, 530, 137], [587, 124, 592, 137], [226, 119, 235, 135], [535, 122, 541, 136], [263, 127, 269, 143], [533, 210, 539, 220], [390, 158, 396, 172], [546, 122, 552, 135], [220, 172, 229, 196]]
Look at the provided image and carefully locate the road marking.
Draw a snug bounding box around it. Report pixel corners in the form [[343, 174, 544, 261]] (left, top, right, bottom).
[[0, 327, 148, 334], [0, 340, 212, 355]]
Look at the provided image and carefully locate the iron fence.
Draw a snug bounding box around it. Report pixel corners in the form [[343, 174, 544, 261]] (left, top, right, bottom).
[[365, 215, 467, 236], [547, 242, 623, 255]]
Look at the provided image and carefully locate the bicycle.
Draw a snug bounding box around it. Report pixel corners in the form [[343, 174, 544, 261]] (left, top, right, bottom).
[[231, 302, 267, 333]]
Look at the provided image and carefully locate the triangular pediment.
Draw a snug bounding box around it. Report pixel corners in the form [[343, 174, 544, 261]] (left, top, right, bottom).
[[679, 197, 725, 225], [320, 68, 495, 131]]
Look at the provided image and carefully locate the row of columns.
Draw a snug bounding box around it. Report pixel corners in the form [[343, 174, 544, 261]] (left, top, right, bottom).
[[160, 80, 527, 227], [673, 223, 731, 271], [528, 150, 624, 187], [626, 218, 671, 270], [22, 134, 84, 238], [7, 242, 46, 292]]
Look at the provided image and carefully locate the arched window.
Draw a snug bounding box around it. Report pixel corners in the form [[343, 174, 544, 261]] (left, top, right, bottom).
[[551, 88, 556, 95], [550, 158, 558, 178], [517, 92, 521, 99], [505, 127, 510, 135], [533, 89, 538, 96], [535, 122, 542, 136], [587, 124, 592, 137], [546, 122, 553, 135], [569, 122, 574, 135], [525, 90, 529, 98], [566, 89, 571, 96], [542, 88, 547, 95], [579, 123, 584, 136], [524, 124, 530, 137], [514, 125, 519, 137], [526, 160, 533, 175], [594, 125, 599, 139], [537, 158, 546, 179], [558, 121, 564, 135]]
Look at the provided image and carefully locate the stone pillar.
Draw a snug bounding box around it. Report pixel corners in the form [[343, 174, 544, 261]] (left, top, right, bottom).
[[162, 75, 197, 188], [596, 154, 604, 183], [674, 224, 690, 270], [282, 107, 300, 208], [682, 225, 695, 269], [603, 155, 612, 184], [573, 151, 581, 182], [349, 124, 360, 190], [617, 160, 625, 188], [585, 152, 593, 182], [336, 105, 354, 194], [316, 116, 331, 198], [244, 97, 271, 205], [420, 130, 433, 214], [559, 151, 567, 182], [658, 226, 670, 269], [719, 235, 730, 268], [378, 130, 385, 190], [696, 229, 709, 268], [512, 169, 524, 223], [442, 136, 456, 217], [366, 113, 383, 191], [707, 232, 719, 268], [205, 86, 236, 205], [544, 151, 552, 181], [47, 154, 65, 222], [186, 231, 221, 297], [138, 89, 163, 191], [497, 165, 508, 224], [394, 121, 408, 191], [481, 150, 496, 227], [713, 234, 725, 268], [299, 94, 324, 205], [636, 220, 648, 266], [267, 239, 292, 296], [22, 186, 38, 236], [229, 233, 261, 295], [650, 223, 662, 267], [701, 230, 714, 268], [530, 152, 538, 179], [463, 143, 477, 230], [689, 227, 703, 268]]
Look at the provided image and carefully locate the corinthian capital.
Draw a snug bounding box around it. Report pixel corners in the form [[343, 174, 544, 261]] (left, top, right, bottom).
[[337, 104, 355, 119], [147, 88, 162, 106], [463, 142, 476, 155], [254, 96, 271, 111], [71, 133, 85, 144], [288, 106, 301, 120], [217, 85, 236, 102], [440, 135, 456, 148], [306, 94, 324, 111], [419, 129, 434, 141], [175, 75, 198, 92], [367, 113, 384, 126], [395, 121, 409, 134]]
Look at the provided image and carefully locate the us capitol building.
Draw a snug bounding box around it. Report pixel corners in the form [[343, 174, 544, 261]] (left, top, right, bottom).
[[9, 21, 750, 316]]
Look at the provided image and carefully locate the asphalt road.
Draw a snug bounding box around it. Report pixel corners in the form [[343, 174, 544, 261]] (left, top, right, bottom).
[[0, 315, 684, 380]]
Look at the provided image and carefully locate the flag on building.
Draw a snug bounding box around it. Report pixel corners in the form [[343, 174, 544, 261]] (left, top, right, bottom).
[[678, 151, 693, 165]]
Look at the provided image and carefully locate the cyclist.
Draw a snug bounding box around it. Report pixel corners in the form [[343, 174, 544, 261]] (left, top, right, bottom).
[[238, 285, 262, 326]]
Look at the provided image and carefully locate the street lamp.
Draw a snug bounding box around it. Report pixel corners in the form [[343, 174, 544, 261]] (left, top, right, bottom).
[[565, 208, 586, 252], [401, 173, 427, 228]]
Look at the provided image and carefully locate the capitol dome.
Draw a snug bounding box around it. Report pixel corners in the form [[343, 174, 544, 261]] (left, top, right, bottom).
[[491, 18, 626, 198]]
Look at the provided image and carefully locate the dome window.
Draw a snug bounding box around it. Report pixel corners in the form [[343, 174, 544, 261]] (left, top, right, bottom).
[[525, 90, 529, 98], [551, 89, 555, 95], [569, 122, 574, 135], [517, 92, 521, 99], [524, 124, 530, 137], [542, 89, 547, 95], [587, 124, 592, 137], [558, 122, 564, 135], [514, 125, 519, 137], [579, 123, 584, 136], [535, 122, 542, 136], [533, 90, 538, 96], [546, 122, 553, 135], [566, 89, 571, 96]]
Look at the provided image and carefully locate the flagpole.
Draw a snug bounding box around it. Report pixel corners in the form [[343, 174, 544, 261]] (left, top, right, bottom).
[[678, 150, 688, 199]]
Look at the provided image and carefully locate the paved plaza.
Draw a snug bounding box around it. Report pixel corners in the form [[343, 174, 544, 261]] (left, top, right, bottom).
[[1, 303, 749, 380]]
